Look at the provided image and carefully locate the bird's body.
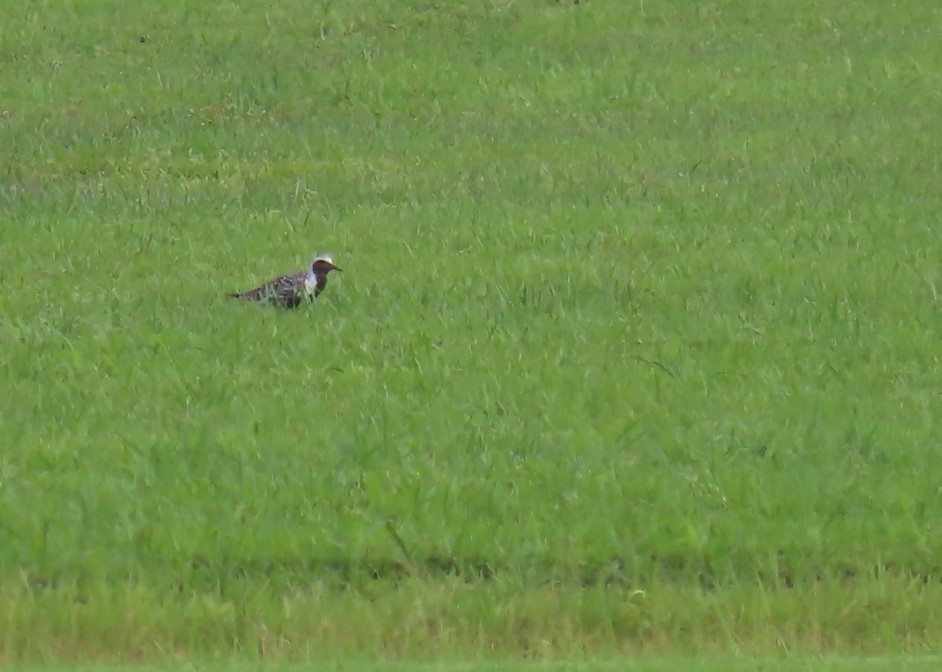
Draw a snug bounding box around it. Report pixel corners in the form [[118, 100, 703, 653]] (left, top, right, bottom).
[[229, 254, 342, 308]]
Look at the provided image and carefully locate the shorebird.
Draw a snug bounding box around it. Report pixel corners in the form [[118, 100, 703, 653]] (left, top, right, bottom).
[[229, 254, 342, 308]]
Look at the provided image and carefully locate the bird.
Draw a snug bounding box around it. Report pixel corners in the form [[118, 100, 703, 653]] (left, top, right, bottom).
[[229, 254, 342, 308]]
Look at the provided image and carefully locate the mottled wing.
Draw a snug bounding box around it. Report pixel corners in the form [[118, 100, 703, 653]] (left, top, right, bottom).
[[230, 270, 307, 308]]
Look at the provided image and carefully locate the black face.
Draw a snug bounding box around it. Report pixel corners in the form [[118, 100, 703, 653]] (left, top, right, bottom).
[[312, 258, 342, 275]]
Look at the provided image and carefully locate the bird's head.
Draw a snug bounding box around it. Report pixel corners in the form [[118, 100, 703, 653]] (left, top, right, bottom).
[[311, 254, 342, 278]]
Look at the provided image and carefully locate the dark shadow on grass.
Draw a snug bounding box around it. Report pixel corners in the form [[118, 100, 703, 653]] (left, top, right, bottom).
[[19, 555, 940, 595]]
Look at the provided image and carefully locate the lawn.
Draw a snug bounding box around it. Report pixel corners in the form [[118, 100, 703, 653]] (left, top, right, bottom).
[[1, 0, 941, 664], [17, 657, 942, 672]]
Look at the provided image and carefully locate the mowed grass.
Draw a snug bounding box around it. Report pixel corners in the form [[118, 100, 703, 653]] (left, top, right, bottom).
[[2, 0, 942, 663], [18, 657, 942, 672]]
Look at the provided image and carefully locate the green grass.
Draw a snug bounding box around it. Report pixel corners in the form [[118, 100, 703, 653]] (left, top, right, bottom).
[[2, 0, 942, 664], [17, 659, 942, 672]]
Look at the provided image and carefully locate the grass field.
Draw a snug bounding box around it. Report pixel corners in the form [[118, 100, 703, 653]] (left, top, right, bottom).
[[18, 658, 942, 672], [2, 0, 942, 666]]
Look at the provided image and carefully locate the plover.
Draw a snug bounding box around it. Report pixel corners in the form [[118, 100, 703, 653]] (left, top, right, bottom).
[[229, 254, 342, 308]]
